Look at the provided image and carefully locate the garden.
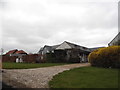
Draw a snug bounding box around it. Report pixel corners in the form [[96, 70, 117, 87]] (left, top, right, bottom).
[[2, 46, 120, 88], [49, 66, 118, 88], [49, 46, 120, 88]]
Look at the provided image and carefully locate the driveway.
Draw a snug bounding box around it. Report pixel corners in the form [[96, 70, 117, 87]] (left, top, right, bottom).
[[2, 63, 90, 88]]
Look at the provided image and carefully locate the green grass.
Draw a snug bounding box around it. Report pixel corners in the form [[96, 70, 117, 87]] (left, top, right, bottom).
[[49, 66, 119, 88], [2, 62, 68, 69]]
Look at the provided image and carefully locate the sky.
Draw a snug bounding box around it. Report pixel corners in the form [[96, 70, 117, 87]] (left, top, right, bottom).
[[0, 0, 119, 54]]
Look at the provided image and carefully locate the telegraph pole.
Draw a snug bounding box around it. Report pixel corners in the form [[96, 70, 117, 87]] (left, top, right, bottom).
[[0, 48, 4, 55]]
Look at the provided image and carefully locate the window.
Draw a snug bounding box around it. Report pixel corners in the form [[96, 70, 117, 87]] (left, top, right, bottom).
[[47, 50, 49, 53], [52, 50, 54, 53]]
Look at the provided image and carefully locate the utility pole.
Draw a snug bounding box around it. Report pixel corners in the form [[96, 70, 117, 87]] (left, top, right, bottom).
[[0, 48, 3, 69], [0, 48, 4, 55]]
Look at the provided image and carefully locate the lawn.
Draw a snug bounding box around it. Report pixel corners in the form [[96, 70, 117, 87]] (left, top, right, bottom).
[[2, 62, 68, 69], [49, 66, 119, 88]]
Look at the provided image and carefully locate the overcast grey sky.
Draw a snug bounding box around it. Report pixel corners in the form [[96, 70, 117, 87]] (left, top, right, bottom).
[[0, 0, 119, 53]]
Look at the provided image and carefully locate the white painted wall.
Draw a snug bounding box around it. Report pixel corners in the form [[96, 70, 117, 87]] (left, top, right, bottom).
[[56, 42, 72, 50]]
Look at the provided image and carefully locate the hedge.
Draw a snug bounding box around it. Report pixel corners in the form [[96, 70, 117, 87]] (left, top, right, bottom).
[[88, 46, 120, 68]]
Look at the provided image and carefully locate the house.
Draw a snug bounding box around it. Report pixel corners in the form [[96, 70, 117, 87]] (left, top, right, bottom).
[[38, 45, 59, 55], [6, 49, 18, 56], [55, 41, 91, 62], [38, 45, 60, 60], [38, 41, 91, 63], [6, 49, 27, 57], [89, 47, 105, 52], [5, 49, 27, 63], [108, 32, 120, 46]]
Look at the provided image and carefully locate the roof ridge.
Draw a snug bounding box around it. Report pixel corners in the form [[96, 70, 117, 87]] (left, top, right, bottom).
[[64, 41, 84, 47]]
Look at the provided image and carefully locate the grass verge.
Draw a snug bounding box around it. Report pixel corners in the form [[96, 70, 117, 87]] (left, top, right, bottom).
[[49, 66, 119, 88], [2, 62, 68, 69]]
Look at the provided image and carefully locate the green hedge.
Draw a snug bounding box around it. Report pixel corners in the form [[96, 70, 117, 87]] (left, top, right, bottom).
[[88, 46, 120, 68]]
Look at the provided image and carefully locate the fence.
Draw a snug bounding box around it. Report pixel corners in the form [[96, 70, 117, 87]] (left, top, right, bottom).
[[2, 54, 45, 63], [2, 55, 17, 62]]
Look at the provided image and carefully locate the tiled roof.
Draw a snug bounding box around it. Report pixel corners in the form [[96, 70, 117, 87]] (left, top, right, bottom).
[[15, 50, 27, 54], [6, 49, 27, 55], [6, 49, 18, 55]]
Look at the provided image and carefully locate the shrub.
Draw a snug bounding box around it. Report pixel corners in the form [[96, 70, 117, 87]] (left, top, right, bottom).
[[88, 46, 120, 68]]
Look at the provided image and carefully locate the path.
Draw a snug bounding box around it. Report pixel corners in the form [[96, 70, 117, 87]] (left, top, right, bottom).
[[2, 63, 90, 88]]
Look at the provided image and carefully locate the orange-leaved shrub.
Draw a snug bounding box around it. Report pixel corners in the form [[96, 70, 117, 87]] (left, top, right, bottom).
[[88, 46, 120, 68]]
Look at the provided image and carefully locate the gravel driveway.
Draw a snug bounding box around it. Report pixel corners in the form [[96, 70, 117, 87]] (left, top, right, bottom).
[[2, 63, 90, 88]]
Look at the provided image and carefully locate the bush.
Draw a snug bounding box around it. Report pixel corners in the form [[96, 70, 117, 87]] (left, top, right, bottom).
[[88, 46, 120, 68]]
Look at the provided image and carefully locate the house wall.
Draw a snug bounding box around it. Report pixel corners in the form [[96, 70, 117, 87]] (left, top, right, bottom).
[[10, 53, 27, 57], [56, 42, 72, 50], [52, 49, 89, 63], [41, 47, 52, 55], [67, 49, 89, 63]]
